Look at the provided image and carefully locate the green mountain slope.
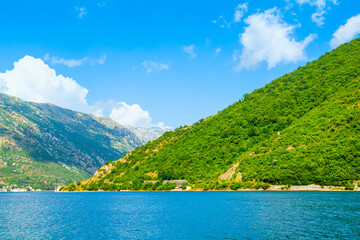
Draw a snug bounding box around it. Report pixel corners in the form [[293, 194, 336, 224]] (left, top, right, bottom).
[[0, 94, 164, 189], [66, 38, 360, 191]]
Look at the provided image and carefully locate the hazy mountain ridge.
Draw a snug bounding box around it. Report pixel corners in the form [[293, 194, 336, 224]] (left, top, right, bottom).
[[124, 125, 170, 143]]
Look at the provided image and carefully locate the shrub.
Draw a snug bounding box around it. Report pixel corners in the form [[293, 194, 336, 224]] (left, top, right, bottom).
[[229, 182, 241, 190], [262, 183, 271, 190], [181, 182, 188, 190], [345, 182, 355, 190], [159, 182, 176, 190], [67, 183, 76, 191], [142, 183, 153, 190]]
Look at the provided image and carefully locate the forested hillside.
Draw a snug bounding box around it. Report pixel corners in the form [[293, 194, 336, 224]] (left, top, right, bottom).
[[64, 38, 360, 191]]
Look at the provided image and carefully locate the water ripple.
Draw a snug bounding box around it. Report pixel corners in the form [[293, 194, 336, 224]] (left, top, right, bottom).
[[0, 191, 359, 239]]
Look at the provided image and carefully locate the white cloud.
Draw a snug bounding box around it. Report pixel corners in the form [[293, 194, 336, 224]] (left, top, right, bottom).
[[296, 0, 326, 8], [44, 54, 106, 67], [284, 0, 294, 11], [330, 14, 360, 48], [51, 56, 88, 67], [110, 103, 153, 128], [91, 100, 169, 128], [0, 56, 89, 112], [90, 54, 106, 65], [234, 3, 248, 23], [183, 45, 196, 58], [0, 56, 168, 129], [213, 3, 248, 28], [75, 7, 87, 18], [216, 15, 232, 29], [311, 10, 326, 27], [141, 60, 169, 74], [215, 48, 221, 54], [295, 0, 338, 26], [235, 8, 316, 70]]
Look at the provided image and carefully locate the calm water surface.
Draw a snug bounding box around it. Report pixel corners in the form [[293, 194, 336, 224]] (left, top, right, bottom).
[[0, 191, 359, 239]]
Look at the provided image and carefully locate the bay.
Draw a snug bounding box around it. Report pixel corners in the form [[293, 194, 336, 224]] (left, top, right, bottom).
[[0, 192, 359, 239]]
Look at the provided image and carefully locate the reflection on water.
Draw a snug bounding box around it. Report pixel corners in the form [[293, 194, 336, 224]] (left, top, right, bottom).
[[0, 192, 359, 239]]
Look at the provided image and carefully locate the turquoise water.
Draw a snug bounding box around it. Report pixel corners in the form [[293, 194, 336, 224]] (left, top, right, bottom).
[[0, 192, 359, 239]]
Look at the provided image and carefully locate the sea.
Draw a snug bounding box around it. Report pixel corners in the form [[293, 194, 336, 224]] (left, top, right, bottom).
[[0, 191, 359, 239]]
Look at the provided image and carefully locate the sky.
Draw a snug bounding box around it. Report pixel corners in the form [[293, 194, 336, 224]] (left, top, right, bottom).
[[0, 0, 359, 129]]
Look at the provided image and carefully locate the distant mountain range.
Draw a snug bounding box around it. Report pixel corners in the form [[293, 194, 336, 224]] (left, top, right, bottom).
[[64, 38, 360, 191], [0, 93, 166, 189]]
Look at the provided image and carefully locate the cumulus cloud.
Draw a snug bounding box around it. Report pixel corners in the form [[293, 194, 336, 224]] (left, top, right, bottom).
[[44, 54, 106, 67], [0, 56, 89, 112], [0, 56, 168, 129], [110, 103, 153, 128], [234, 8, 316, 70], [234, 3, 248, 23], [141, 60, 169, 74], [90, 100, 169, 128], [330, 14, 360, 49], [183, 45, 197, 58], [75, 7, 87, 18], [296, 0, 338, 26], [215, 48, 221, 54]]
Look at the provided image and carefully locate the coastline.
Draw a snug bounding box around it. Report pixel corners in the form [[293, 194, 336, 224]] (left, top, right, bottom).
[[57, 183, 360, 192]]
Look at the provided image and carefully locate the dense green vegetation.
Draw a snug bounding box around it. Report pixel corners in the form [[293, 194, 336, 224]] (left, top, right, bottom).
[[65, 38, 360, 191], [62, 181, 179, 192], [0, 147, 91, 190], [0, 94, 158, 189]]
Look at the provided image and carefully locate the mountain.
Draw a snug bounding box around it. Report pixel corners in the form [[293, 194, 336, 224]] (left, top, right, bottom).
[[0, 94, 166, 189], [125, 125, 172, 143], [63, 38, 360, 192], [96, 117, 167, 145]]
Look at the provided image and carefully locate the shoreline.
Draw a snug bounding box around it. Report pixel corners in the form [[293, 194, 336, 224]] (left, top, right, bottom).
[[57, 184, 360, 192]]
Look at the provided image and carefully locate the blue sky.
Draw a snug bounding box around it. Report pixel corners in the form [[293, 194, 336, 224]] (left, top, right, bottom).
[[0, 0, 359, 128]]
